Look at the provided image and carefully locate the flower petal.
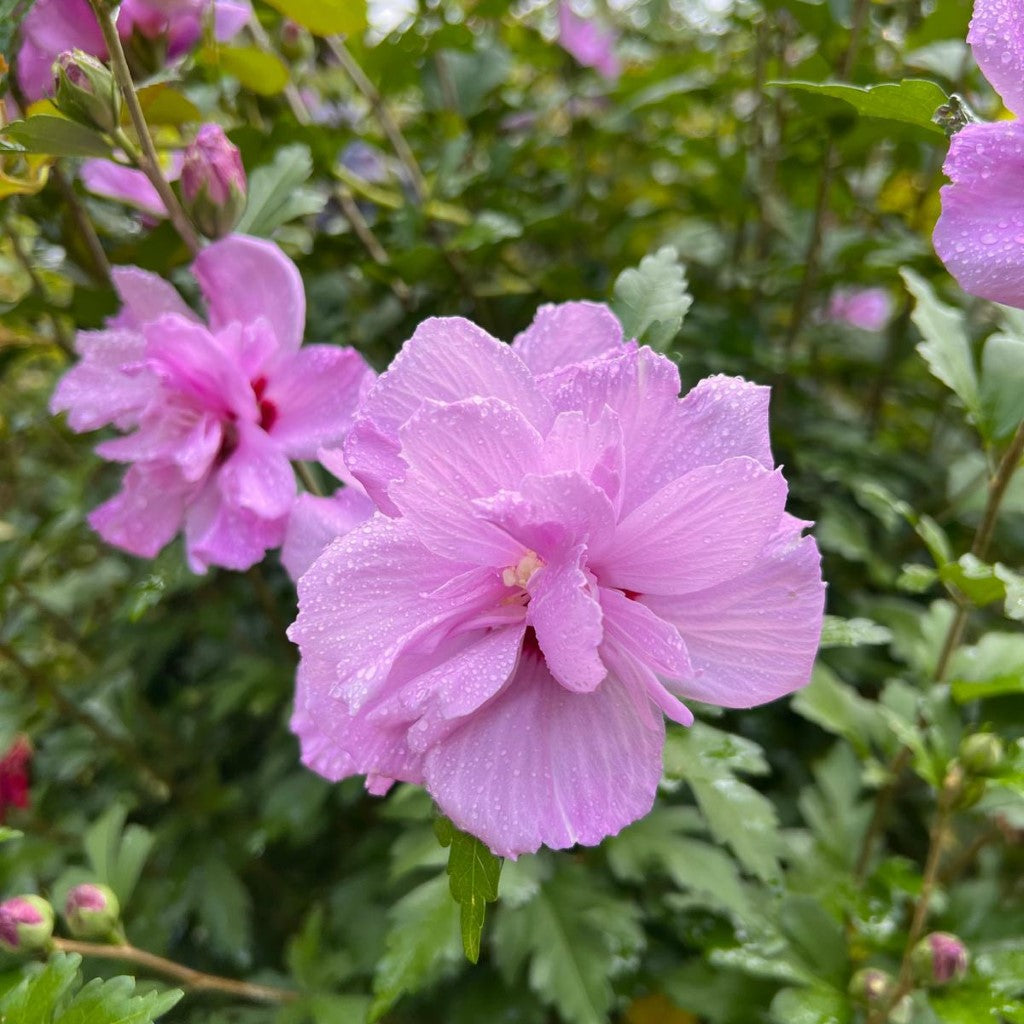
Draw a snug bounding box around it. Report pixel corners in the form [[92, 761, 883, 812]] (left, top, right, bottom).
[[81, 162, 167, 219], [192, 235, 306, 351], [511, 301, 624, 376], [346, 317, 552, 512], [217, 422, 296, 519], [110, 266, 197, 331], [424, 648, 663, 859], [266, 345, 375, 459], [967, 0, 1024, 117], [594, 456, 787, 596], [280, 489, 376, 582], [214, 0, 251, 39], [599, 586, 692, 681], [643, 525, 824, 708], [934, 121, 1024, 308]]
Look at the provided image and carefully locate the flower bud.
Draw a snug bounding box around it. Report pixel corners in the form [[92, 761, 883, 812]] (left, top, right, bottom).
[[64, 883, 120, 941], [960, 733, 1005, 777], [911, 932, 969, 987], [848, 967, 894, 1006], [0, 895, 54, 953], [180, 124, 247, 239], [53, 50, 122, 135]]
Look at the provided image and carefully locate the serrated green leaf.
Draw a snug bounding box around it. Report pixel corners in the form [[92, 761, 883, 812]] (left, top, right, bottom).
[[951, 632, 1024, 701], [940, 553, 1007, 608], [0, 953, 81, 1021], [82, 805, 154, 905], [234, 144, 325, 237], [370, 875, 462, 1021], [902, 267, 980, 416], [2, 116, 114, 158], [611, 246, 693, 350], [819, 615, 893, 648], [262, 0, 367, 36], [434, 818, 502, 963], [56, 975, 182, 1024], [980, 333, 1024, 441], [773, 78, 947, 135], [792, 664, 887, 753]]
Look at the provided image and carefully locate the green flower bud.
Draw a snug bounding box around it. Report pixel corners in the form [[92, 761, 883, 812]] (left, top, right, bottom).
[[960, 733, 1005, 777], [53, 50, 122, 136], [0, 895, 54, 953], [848, 967, 894, 1005], [911, 932, 969, 987], [64, 883, 120, 941]]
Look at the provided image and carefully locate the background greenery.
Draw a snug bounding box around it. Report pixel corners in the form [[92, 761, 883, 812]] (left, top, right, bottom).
[[1, 1, 1023, 1022]]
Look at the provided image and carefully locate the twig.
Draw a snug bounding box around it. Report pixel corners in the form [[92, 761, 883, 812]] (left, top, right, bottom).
[[52, 938, 298, 1004], [51, 165, 113, 286], [87, 0, 201, 255], [295, 461, 324, 497]]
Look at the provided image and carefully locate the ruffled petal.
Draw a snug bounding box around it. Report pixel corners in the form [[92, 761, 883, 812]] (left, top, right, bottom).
[[599, 586, 692, 681], [192, 235, 306, 352], [280, 489, 375, 582], [16, 0, 106, 101], [594, 456, 787, 596], [80, 162, 167, 219], [424, 648, 663, 859], [643, 524, 824, 708], [346, 317, 552, 512], [214, 0, 251, 39], [511, 301, 624, 375], [217, 422, 295, 519], [967, 0, 1024, 117], [934, 121, 1024, 308], [109, 267, 197, 331], [265, 345, 374, 459]]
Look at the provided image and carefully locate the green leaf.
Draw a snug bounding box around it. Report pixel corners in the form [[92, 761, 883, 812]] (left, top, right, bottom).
[[2, 116, 113, 158], [819, 615, 893, 648], [611, 246, 693, 350], [951, 632, 1024, 701], [0, 826, 23, 843], [902, 267, 980, 417], [434, 818, 502, 964], [980, 333, 1024, 441], [940, 553, 1007, 609], [262, 0, 368, 36], [792, 664, 887, 753], [198, 45, 289, 96], [370, 875, 463, 1021], [0, 953, 81, 1021], [195, 858, 253, 962], [773, 78, 948, 135], [769, 985, 851, 1024], [82, 804, 155, 905], [493, 865, 644, 1024], [56, 976, 183, 1024], [234, 144, 326, 237]]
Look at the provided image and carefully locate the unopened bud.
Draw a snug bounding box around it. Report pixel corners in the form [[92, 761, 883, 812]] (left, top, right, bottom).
[[848, 967, 894, 1005], [180, 124, 247, 239], [911, 932, 969, 987], [0, 895, 54, 953], [64, 883, 120, 941], [960, 733, 1005, 777], [53, 51, 122, 135]]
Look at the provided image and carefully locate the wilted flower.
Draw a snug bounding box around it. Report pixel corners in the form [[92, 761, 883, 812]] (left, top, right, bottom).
[[50, 235, 374, 572], [0, 895, 54, 953], [181, 124, 247, 239], [290, 303, 824, 858], [912, 932, 970, 986], [0, 735, 32, 824], [825, 287, 893, 332], [16, 0, 251, 102], [933, 0, 1024, 307], [557, 1, 620, 81], [63, 883, 120, 940]]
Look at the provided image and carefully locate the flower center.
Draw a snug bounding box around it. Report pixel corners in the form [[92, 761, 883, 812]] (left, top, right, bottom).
[[502, 550, 544, 590], [251, 376, 278, 432]]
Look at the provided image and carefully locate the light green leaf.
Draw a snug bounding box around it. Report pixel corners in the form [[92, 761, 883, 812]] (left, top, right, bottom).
[[199, 44, 289, 96], [902, 267, 980, 416], [819, 615, 893, 648], [370, 875, 462, 1021], [235, 144, 325, 236], [951, 632, 1024, 701], [769, 984, 851, 1024], [773, 78, 948, 135], [262, 0, 368, 36], [434, 818, 502, 964], [980, 333, 1024, 441], [2, 116, 114, 158], [0, 953, 81, 1021], [940, 553, 1007, 608], [611, 246, 693, 350], [792, 664, 887, 753], [82, 804, 154, 905], [0, 826, 23, 843], [56, 976, 183, 1024]]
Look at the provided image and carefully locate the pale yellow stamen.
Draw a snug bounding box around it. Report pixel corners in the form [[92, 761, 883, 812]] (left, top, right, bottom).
[[502, 550, 543, 589]]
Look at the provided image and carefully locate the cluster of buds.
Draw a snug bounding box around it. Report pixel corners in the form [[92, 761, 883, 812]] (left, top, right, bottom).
[[53, 50, 122, 135], [0, 882, 122, 955], [180, 124, 248, 240]]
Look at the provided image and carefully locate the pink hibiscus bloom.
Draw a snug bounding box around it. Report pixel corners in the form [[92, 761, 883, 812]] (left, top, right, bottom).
[[16, 0, 251, 102], [825, 287, 893, 332], [0, 736, 32, 824], [557, 1, 620, 81], [50, 235, 373, 573], [933, 0, 1024, 307], [289, 303, 824, 858]]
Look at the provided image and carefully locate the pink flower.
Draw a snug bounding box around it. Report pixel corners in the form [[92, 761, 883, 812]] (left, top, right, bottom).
[[80, 153, 183, 220], [16, 0, 251, 102], [281, 489, 376, 582], [50, 235, 374, 573], [557, 1, 620, 81], [289, 303, 824, 858], [933, 0, 1024, 307], [0, 736, 31, 824], [825, 287, 893, 332]]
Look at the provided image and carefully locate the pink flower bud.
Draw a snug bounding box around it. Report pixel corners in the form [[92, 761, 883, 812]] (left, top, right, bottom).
[[180, 124, 247, 239], [52, 49, 121, 134], [912, 932, 969, 986], [0, 895, 54, 953], [64, 883, 120, 940]]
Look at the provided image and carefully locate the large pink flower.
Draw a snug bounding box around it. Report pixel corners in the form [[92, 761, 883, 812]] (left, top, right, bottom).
[[933, 0, 1024, 307], [289, 303, 824, 858], [51, 235, 373, 572], [16, 0, 251, 102]]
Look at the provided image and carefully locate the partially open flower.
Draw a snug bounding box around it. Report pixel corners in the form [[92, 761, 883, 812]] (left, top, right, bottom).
[[64, 883, 120, 941], [0, 895, 54, 953]]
